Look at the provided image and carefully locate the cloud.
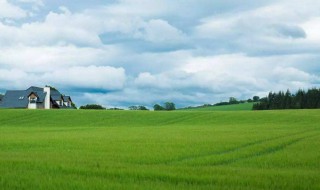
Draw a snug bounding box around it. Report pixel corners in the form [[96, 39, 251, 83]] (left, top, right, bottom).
[[274, 24, 306, 39], [1, 0, 320, 107], [0, 66, 126, 92], [42, 66, 126, 91], [0, 0, 26, 19], [0, 45, 121, 72], [193, 1, 320, 56], [301, 17, 320, 42], [133, 19, 186, 43], [0, 8, 102, 47], [18, 0, 43, 6], [75, 53, 313, 108]]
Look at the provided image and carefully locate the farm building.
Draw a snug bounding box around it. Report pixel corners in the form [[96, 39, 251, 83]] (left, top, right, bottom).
[[0, 86, 74, 109]]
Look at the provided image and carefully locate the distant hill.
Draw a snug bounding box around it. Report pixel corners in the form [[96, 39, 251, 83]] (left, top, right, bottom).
[[179, 102, 254, 111]]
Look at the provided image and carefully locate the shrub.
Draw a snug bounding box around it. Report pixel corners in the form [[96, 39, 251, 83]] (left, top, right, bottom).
[[79, 104, 106, 110]]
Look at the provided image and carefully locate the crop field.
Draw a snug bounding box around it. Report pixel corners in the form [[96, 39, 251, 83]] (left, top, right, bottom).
[[0, 109, 319, 190]]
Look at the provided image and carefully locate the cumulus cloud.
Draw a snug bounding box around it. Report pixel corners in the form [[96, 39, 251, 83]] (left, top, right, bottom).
[[193, 1, 320, 56], [0, 8, 102, 46], [0, 0, 26, 19], [42, 66, 126, 91], [0, 45, 121, 72], [301, 17, 320, 42], [0, 66, 126, 92]]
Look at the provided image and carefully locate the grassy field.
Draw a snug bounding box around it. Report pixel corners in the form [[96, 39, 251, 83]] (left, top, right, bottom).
[[180, 102, 254, 111], [0, 109, 319, 190]]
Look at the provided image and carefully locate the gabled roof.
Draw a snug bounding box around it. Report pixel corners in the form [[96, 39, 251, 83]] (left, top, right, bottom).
[[51, 89, 62, 101], [0, 86, 73, 109], [28, 92, 39, 98], [0, 90, 29, 108], [27, 86, 43, 92], [37, 92, 46, 103], [27, 91, 47, 103], [0, 86, 48, 108], [26, 86, 46, 103], [62, 96, 71, 102]]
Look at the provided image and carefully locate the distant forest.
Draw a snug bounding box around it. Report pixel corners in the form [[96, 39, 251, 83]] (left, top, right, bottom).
[[253, 88, 320, 110]]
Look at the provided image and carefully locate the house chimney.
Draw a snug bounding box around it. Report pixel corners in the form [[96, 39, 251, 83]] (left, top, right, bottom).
[[44, 86, 51, 109]]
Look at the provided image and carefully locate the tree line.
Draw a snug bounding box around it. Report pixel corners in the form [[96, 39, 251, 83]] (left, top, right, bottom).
[[253, 88, 320, 110], [79, 104, 124, 110], [79, 102, 176, 111]]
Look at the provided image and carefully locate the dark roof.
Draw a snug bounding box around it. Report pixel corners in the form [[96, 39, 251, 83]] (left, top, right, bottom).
[[37, 92, 46, 103], [62, 96, 71, 102], [51, 89, 62, 101], [0, 86, 72, 109], [0, 94, 4, 101], [0, 86, 47, 108], [28, 91, 46, 103], [26, 87, 46, 103], [27, 86, 43, 92], [0, 90, 29, 108]]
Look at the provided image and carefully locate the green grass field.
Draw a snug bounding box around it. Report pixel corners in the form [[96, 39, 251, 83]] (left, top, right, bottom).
[[0, 109, 319, 190], [180, 102, 254, 111]]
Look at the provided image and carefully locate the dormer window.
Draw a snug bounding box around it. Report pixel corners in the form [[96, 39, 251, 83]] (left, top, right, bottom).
[[18, 96, 24, 100], [28, 93, 37, 103], [30, 97, 37, 103]]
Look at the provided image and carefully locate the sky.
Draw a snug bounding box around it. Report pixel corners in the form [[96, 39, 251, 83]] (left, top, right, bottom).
[[0, 0, 320, 108]]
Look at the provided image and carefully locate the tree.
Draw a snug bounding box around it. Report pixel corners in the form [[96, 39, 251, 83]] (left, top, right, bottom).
[[71, 102, 77, 109], [128, 106, 138, 110], [79, 104, 106, 110], [129, 105, 149, 110], [295, 89, 305, 109], [253, 96, 260, 102], [108, 107, 124, 110], [153, 104, 164, 111], [284, 90, 293, 109], [164, 102, 176, 111], [138, 106, 149, 110], [229, 97, 239, 104], [252, 88, 320, 110]]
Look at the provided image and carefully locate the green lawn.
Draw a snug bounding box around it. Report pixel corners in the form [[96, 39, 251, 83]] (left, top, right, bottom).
[[0, 109, 319, 189], [180, 102, 254, 111]]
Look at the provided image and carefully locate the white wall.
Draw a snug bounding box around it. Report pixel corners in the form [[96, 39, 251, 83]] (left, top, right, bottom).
[[44, 87, 51, 109], [28, 103, 37, 109]]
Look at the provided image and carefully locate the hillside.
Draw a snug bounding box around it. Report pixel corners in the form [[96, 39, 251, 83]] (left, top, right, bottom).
[[180, 102, 254, 111], [0, 109, 319, 190]]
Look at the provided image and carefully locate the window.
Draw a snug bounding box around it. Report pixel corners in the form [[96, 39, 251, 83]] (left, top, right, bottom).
[[18, 96, 24, 100], [29, 94, 37, 103], [30, 97, 37, 103]]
